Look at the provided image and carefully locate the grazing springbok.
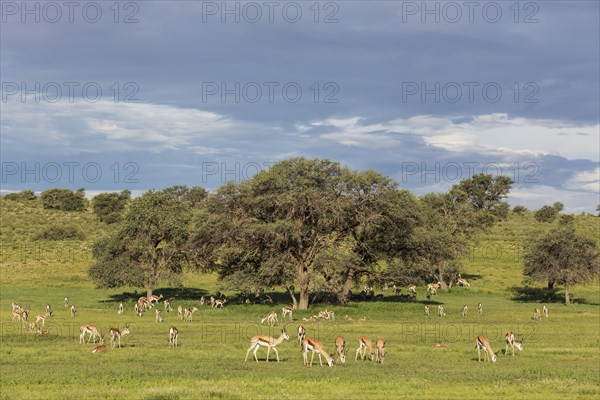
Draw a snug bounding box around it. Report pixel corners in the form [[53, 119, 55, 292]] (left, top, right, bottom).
[[214, 298, 226, 308], [376, 336, 385, 364], [457, 278, 471, 287], [334, 336, 347, 364], [505, 332, 523, 356], [155, 307, 163, 322], [476, 335, 497, 362], [184, 307, 198, 322], [533, 308, 542, 321], [261, 311, 278, 326], [80, 324, 101, 344], [163, 300, 173, 312], [245, 329, 290, 363], [109, 325, 130, 348], [282, 306, 293, 321], [302, 336, 334, 367], [177, 305, 184, 320], [355, 336, 374, 361]]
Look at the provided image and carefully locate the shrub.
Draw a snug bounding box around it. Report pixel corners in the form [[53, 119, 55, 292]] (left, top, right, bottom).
[[33, 224, 85, 241], [534, 202, 564, 223], [91, 190, 131, 223], [4, 190, 36, 201], [512, 205, 528, 215], [40, 188, 86, 211]]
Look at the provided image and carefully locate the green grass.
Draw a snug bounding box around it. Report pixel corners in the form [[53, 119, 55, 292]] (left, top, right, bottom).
[[1, 199, 599, 399]]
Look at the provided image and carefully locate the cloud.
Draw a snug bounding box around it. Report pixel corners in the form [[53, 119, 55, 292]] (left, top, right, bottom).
[[2, 98, 598, 212]]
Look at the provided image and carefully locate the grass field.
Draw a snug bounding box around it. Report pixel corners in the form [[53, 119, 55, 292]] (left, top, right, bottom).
[[1, 199, 599, 399]]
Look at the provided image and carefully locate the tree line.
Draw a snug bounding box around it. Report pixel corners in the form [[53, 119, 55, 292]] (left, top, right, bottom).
[[4, 158, 598, 306]]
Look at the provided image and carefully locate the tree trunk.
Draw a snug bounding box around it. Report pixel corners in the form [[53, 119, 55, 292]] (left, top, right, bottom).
[[147, 288, 153, 298], [285, 285, 298, 309], [299, 289, 309, 310], [547, 280, 555, 291], [564, 283, 570, 304], [437, 270, 449, 291], [337, 268, 356, 304], [296, 262, 311, 310]]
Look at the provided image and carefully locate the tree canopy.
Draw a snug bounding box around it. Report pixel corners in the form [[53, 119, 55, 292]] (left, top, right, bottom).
[[89, 190, 191, 297], [523, 225, 599, 304]]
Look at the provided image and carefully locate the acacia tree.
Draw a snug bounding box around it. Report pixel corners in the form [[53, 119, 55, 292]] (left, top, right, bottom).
[[457, 173, 513, 217], [416, 174, 513, 290], [524, 225, 599, 304], [89, 190, 191, 297], [191, 158, 354, 309], [314, 173, 421, 303]]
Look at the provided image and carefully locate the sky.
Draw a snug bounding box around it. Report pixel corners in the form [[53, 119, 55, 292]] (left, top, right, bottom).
[[1, 0, 599, 213]]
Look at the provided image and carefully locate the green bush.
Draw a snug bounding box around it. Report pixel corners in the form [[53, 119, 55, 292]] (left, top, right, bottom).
[[4, 190, 37, 201], [534, 202, 564, 223], [512, 205, 528, 215], [91, 190, 131, 223], [33, 224, 85, 241], [40, 188, 86, 211]]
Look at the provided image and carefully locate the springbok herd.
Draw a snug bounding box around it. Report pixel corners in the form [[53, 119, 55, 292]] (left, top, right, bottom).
[[10, 284, 550, 365]]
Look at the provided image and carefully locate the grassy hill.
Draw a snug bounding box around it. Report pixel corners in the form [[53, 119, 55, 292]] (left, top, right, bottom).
[[0, 197, 598, 399]]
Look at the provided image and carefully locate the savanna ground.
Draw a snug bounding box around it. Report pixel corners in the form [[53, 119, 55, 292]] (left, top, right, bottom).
[[0, 199, 599, 399]]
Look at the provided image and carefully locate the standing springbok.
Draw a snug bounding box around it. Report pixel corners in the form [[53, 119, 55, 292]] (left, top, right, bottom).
[[118, 302, 124, 315], [438, 304, 446, 317], [542, 305, 549, 318], [155, 307, 164, 322], [245, 329, 289, 362], [70, 305, 77, 318], [169, 326, 179, 348], [461, 305, 469, 317], [424, 305, 430, 316], [477, 303, 483, 314], [297, 325, 306, 344], [533, 308, 542, 321]]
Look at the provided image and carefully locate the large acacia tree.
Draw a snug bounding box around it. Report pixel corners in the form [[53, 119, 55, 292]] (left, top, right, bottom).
[[191, 158, 354, 309], [524, 225, 599, 304], [89, 190, 191, 297]]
